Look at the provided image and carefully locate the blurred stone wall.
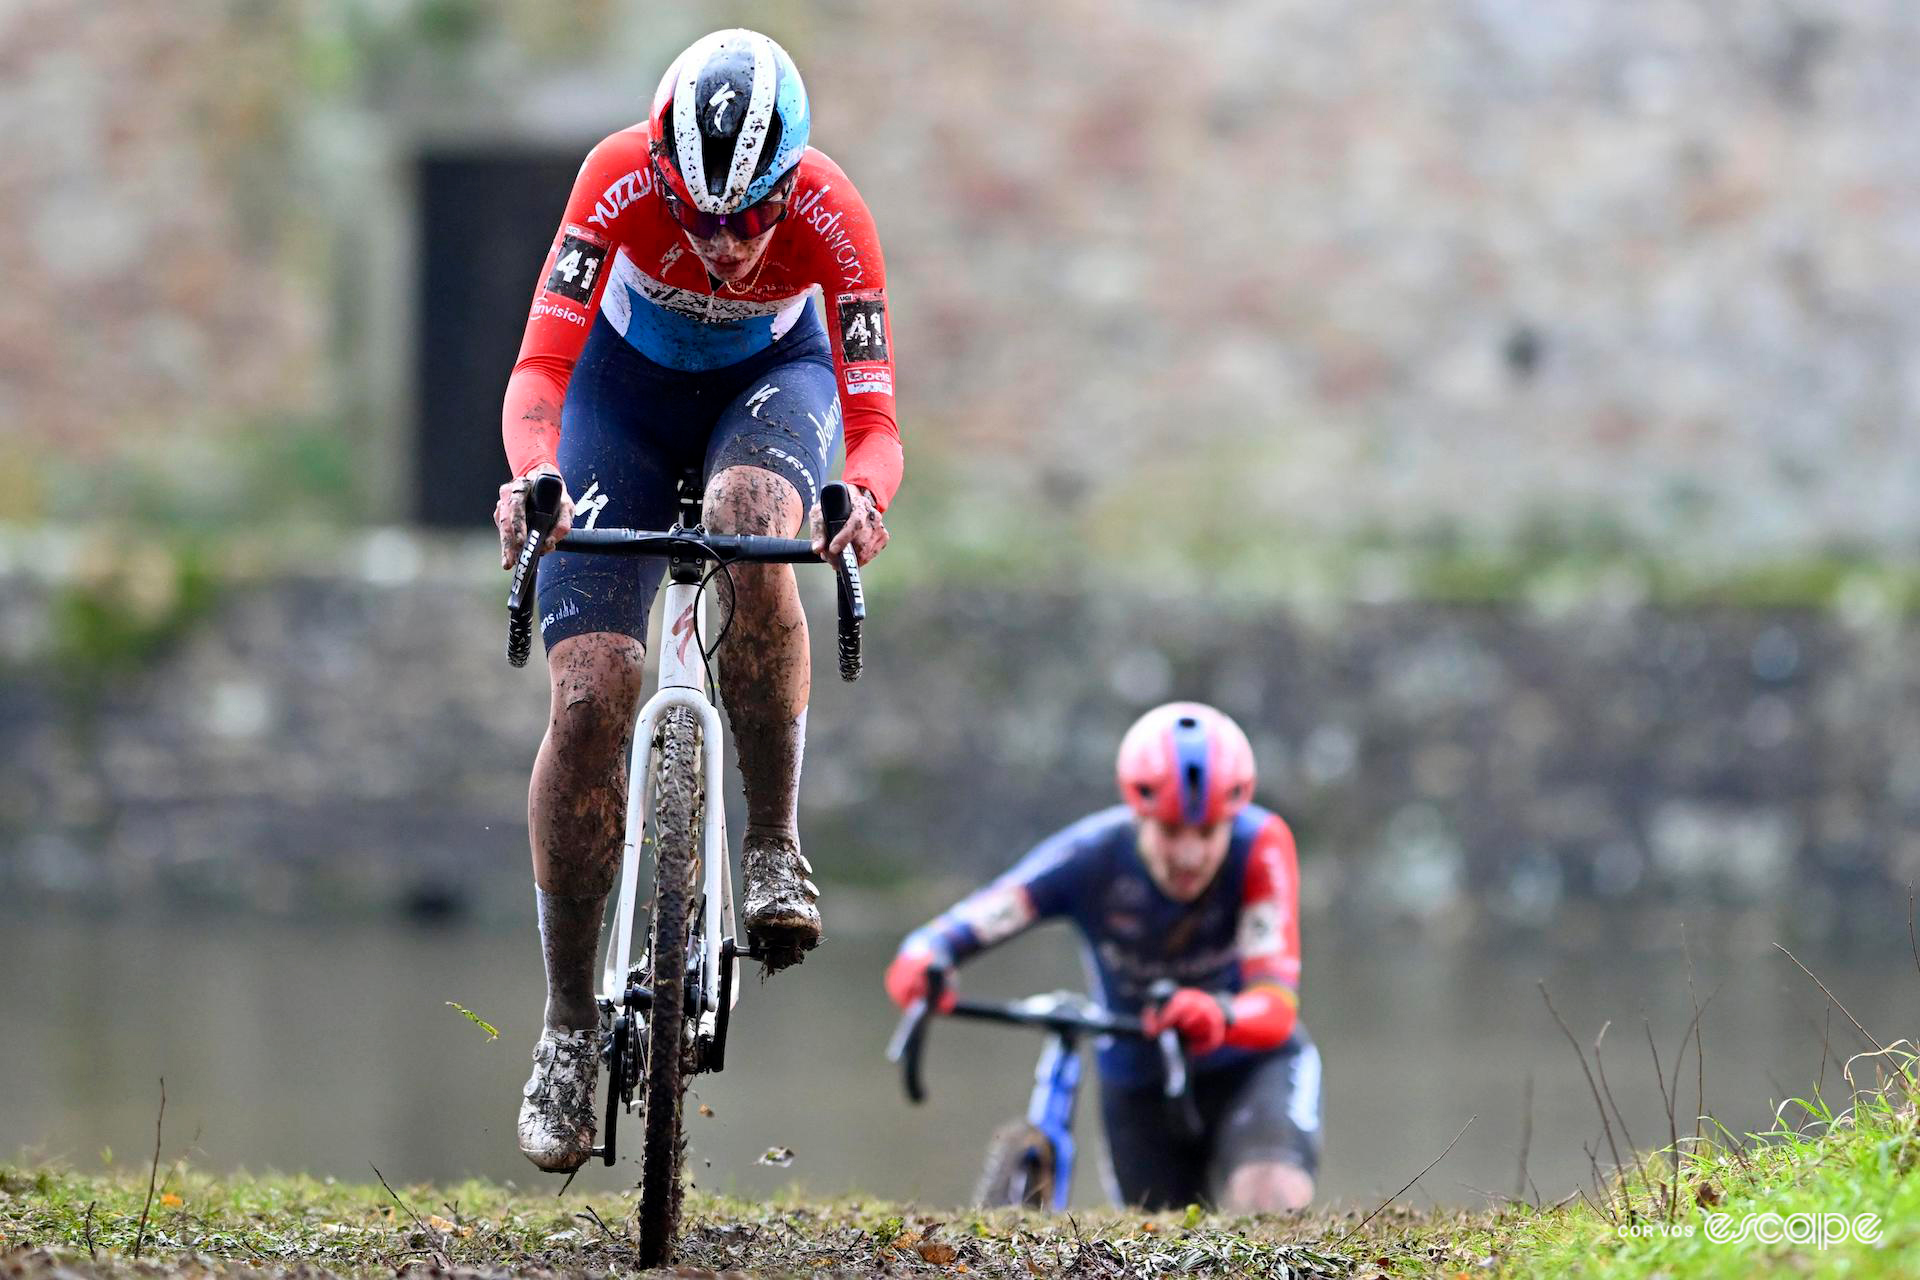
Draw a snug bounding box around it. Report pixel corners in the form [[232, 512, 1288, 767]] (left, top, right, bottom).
[[0, 2, 321, 501], [2, 1, 1916, 556], [5, 561, 1915, 933]]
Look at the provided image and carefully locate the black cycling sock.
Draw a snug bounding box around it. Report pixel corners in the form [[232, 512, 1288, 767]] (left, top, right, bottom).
[[733, 707, 806, 843], [536, 888, 605, 1033]]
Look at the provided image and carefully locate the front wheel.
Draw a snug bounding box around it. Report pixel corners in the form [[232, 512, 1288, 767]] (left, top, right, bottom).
[[974, 1121, 1056, 1209], [632, 706, 702, 1267]]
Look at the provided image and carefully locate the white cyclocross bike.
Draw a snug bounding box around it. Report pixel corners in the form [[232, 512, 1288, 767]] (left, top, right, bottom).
[[505, 468, 865, 1267]]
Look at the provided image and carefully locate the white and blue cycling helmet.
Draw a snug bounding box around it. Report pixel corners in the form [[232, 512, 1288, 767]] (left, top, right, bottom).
[[650, 29, 810, 216]]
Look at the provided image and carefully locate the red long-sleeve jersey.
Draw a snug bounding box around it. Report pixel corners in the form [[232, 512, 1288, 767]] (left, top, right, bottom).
[[501, 124, 902, 509]]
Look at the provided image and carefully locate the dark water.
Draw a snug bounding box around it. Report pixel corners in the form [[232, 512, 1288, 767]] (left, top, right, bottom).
[[3, 903, 1914, 1210]]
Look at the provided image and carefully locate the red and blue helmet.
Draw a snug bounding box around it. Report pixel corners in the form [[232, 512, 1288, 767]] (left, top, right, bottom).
[[1116, 702, 1257, 827], [650, 29, 810, 217]]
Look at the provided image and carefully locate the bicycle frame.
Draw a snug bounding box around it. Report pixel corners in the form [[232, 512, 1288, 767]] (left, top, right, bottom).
[[889, 978, 1200, 1208], [1025, 1032, 1084, 1211], [510, 468, 871, 1220], [597, 576, 739, 1035]]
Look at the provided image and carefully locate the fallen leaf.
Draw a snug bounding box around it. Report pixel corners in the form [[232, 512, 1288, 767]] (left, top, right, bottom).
[[445, 1002, 500, 1041], [427, 1215, 456, 1233], [916, 1241, 958, 1264]]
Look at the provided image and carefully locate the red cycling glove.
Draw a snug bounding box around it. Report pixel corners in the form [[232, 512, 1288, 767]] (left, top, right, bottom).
[[1143, 987, 1231, 1056], [884, 946, 958, 1012], [1145, 985, 1299, 1057]]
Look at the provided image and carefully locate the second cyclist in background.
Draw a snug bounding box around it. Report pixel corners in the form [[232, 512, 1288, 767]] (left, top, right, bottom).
[[885, 703, 1322, 1212]]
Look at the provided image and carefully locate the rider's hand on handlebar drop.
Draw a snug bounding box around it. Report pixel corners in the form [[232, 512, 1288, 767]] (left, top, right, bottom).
[[495, 465, 575, 570], [810, 484, 889, 567], [884, 946, 957, 1012], [1142, 987, 1229, 1056]]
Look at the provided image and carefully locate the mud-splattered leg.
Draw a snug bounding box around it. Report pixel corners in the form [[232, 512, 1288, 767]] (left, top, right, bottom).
[[703, 465, 810, 845], [703, 465, 820, 962], [529, 631, 648, 1032]]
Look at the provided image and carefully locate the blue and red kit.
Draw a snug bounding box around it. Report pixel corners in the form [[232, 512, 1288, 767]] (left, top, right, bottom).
[[901, 805, 1305, 1088]]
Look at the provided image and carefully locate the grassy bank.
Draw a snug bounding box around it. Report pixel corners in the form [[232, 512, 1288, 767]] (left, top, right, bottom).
[[1460, 1081, 1919, 1277], [4, 1081, 1915, 1279], [0, 1164, 1369, 1278]]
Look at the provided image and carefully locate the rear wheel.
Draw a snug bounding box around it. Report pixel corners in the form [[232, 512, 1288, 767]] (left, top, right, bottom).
[[633, 707, 702, 1267], [974, 1121, 1056, 1209]]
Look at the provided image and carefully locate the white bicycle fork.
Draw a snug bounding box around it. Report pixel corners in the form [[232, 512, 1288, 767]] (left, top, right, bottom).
[[598, 578, 742, 1034]]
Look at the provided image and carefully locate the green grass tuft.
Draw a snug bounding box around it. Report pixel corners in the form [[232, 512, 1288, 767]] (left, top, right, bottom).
[[1436, 1073, 1920, 1277]]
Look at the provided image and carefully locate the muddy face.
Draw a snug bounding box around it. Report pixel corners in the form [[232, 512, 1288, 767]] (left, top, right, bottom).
[[680, 175, 794, 284], [1136, 818, 1233, 902], [685, 223, 780, 284]]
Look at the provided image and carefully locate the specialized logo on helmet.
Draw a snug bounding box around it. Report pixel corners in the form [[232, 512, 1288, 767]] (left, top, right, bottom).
[[652, 29, 811, 215], [707, 84, 738, 131]]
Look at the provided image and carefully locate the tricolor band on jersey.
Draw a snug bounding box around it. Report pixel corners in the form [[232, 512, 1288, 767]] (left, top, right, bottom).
[[497, 28, 900, 1174]]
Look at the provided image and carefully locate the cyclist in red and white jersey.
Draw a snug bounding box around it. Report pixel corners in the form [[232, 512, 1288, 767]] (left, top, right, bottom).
[[493, 29, 900, 1173]]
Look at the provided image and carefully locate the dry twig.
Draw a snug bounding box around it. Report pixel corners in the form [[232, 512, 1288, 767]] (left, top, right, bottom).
[[576, 1206, 619, 1246], [1909, 886, 1920, 979], [1540, 983, 1626, 1218], [1513, 1071, 1534, 1205], [133, 1078, 165, 1259], [1684, 925, 1704, 1141], [1335, 1115, 1475, 1246], [1773, 943, 1885, 1055], [370, 1163, 451, 1270], [1643, 1018, 1679, 1221]]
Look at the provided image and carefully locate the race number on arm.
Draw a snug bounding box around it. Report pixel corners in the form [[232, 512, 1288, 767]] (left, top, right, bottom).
[[499, 131, 642, 478], [785, 151, 902, 510]]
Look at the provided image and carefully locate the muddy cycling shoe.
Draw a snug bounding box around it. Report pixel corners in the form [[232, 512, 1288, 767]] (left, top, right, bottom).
[[742, 834, 821, 971], [516, 1027, 599, 1172]]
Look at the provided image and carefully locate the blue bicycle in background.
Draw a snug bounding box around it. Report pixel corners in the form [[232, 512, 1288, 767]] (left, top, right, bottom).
[[888, 971, 1197, 1209]]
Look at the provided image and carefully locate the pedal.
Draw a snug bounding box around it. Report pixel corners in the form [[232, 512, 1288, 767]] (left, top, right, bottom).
[[743, 929, 815, 974]]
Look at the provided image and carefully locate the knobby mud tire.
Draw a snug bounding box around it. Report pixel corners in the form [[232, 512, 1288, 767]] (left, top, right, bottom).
[[974, 1121, 1056, 1210], [633, 706, 702, 1268]]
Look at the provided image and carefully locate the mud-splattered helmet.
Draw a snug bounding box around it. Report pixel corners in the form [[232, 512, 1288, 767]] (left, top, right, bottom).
[[1116, 702, 1257, 827], [650, 29, 809, 218]]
